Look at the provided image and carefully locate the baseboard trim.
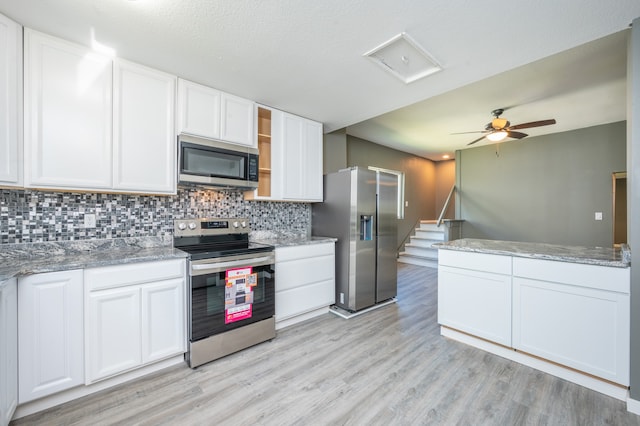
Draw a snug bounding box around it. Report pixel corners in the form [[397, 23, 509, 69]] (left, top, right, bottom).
[[276, 306, 330, 329], [628, 397, 640, 415], [441, 326, 628, 402], [13, 355, 185, 419]]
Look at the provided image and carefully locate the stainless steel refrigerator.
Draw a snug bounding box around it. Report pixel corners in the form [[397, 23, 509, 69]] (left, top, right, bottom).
[[312, 167, 398, 312]]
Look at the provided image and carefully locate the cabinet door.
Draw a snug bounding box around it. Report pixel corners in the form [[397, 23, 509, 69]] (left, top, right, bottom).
[[512, 277, 630, 385], [85, 286, 141, 383], [24, 29, 112, 189], [281, 113, 323, 201], [303, 119, 323, 201], [18, 270, 84, 403], [113, 59, 176, 194], [0, 14, 22, 186], [220, 93, 255, 146], [1, 279, 17, 425], [177, 78, 221, 140], [437, 265, 512, 346], [281, 113, 304, 199], [141, 278, 185, 363]]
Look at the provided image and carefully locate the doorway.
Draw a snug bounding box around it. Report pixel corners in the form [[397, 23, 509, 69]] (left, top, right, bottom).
[[612, 172, 627, 246]]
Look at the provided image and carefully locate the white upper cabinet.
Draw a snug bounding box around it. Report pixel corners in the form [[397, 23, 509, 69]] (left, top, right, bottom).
[[113, 59, 176, 194], [281, 112, 323, 202], [220, 93, 255, 146], [177, 79, 221, 140], [24, 29, 112, 190], [23, 29, 178, 195], [0, 14, 22, 187], [246, 107, 323, 202], [177, 78, 255, 147]]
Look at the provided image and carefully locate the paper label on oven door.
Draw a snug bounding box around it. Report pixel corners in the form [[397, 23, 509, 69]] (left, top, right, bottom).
[[224, 267, 254, 323], [225, 303, 252, 324]]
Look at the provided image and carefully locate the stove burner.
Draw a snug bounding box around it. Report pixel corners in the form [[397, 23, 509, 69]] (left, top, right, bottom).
[[173, 217, 274, 259]]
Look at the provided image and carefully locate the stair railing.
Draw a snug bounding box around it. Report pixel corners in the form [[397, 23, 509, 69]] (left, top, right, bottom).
[[398, 217, 422, 255], [437, 184, 456, 227]]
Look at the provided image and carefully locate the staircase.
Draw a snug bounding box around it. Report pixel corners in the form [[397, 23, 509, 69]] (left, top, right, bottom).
[[398, 219, 464, 268]]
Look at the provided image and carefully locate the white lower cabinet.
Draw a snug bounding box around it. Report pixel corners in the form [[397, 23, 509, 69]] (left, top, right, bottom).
[[1, 278, 18, 426], [18, 270, 84, 404], [141, 280, 186, 363], [437, 251, 512, 346], [84, 259, 185, 383], [512, 258, 630, 385], [437, 250, 631, 386], [86, 286, 142, 381], [275, 242, 335, 325]]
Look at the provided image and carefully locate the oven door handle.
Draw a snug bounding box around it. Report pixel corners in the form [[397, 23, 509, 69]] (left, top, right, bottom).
[[191, 256, 273, 273]]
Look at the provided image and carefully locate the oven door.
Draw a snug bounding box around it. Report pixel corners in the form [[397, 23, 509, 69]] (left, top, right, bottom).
[[189, 252, 275, 342]]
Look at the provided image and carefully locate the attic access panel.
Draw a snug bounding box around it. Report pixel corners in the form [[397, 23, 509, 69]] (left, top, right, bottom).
[[364, 32, 442, 84]]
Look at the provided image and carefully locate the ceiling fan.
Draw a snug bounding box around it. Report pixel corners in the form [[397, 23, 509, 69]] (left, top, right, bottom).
[[453, 108, 557, 146]]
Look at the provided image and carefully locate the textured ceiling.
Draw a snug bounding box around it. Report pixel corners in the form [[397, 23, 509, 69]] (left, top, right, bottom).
[[1, 0, 639, 160]]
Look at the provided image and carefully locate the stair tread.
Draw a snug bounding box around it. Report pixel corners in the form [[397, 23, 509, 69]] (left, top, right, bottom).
[[405, 243, 438, 250]]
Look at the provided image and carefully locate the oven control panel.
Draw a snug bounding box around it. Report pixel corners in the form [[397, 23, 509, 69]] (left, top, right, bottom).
[[174, 218, 249, 237]]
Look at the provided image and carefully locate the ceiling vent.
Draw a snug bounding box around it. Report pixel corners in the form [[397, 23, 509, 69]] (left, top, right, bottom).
[[364, 32, 442, 84]]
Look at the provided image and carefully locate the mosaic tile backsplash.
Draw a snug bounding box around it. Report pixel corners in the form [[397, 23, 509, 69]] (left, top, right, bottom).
[[0, 187, 311, 244]]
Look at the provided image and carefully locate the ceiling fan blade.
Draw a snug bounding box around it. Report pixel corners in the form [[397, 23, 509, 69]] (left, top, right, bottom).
[[508, 131, 528, 139], [508, 119, 556, 130], [467, 135, 487, 146], [451, 130, 489, 135]]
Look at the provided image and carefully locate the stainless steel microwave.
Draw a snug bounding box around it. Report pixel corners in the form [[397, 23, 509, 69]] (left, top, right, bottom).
[[178, 134, 259, 190]]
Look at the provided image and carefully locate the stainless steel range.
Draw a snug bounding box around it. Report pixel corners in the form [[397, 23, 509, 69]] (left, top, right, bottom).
[[174, 218, 275, 368]]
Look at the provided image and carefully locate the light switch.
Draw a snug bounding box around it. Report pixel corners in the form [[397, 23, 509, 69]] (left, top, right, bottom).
[[595, 212, 603, 221]]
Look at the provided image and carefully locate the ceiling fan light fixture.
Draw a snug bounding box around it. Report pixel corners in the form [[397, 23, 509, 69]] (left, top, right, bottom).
[[486, 131, 508, 142], [364, 32, 442, 84]]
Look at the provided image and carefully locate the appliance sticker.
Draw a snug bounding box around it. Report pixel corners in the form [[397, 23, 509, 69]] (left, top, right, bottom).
[[224, 267, 257, 324]]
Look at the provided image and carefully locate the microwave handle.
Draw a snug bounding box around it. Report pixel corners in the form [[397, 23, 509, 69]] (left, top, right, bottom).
[[191, 256, 273, 274]]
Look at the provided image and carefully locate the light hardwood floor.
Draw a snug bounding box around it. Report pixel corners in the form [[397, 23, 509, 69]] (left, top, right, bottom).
[[12, 264, 640, 425]]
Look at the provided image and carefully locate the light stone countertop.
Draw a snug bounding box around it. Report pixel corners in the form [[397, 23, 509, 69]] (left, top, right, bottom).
[[250, 231, 337, 248], [0, 237, 188, 283], [434, 238, 630, 268]]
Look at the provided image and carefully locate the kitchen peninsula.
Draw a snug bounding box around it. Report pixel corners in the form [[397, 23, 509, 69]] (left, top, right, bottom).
[[435, 238, 631, 401]]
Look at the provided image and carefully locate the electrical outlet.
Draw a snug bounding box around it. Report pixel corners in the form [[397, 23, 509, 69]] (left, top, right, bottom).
[[84, 213, 96, 228], [405, 201, 409, 207], [595, 212, 603, 221]]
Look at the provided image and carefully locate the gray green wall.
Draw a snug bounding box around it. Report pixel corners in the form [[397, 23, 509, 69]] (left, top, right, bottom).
[[323, 129, 348, 174], [457, 121, 626, 247], [435, 160, 456, 219], [347, 135, 437, 250]]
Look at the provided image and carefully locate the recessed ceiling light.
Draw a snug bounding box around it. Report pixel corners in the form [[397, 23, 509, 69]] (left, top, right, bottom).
[[442, 154, 450, 159], [364, 32, 442, 84]]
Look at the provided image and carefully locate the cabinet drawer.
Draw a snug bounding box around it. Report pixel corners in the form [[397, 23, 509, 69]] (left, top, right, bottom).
[[275, 279, 335, 321], [276, 255, 334, 292], [438, 250, 511, 275], [512, 257, 629, 293], [85, 259, 185, 291], [275, 242, 334, 262]]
